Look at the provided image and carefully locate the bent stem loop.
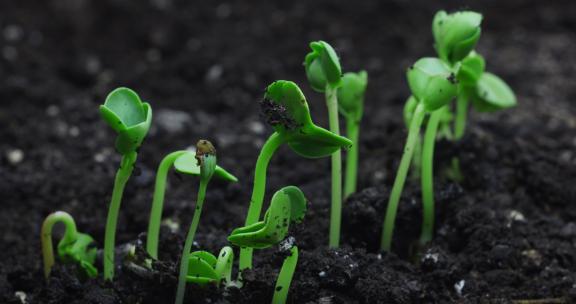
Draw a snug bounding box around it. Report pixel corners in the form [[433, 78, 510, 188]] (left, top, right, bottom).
[[175, 154, 216, 304], [272, 246, 299, 304], [146, 150, 188, 259], [326, 85, 342, 248], [41, 212, 78, 279], [454, 90, 469, 140], [344, 117, 360, 198], [239, 132, 285, 272], [381, 102, 426, 252], [420, 107, 444, 246], [104, 151, 137, 280]]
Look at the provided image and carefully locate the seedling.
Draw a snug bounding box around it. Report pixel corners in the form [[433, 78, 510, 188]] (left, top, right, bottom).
[[229, 186, 307, 303], [99, 87, 152, 280], [380, 58, 457, 251], [186, 246, 234, 285], [175, 140, 236, 304], [41, 211, 98, 279], [146, 150, 237, 260], [337, 71, 368, 198], [239, 80, 351, 271], [304, 41, 345, 248]]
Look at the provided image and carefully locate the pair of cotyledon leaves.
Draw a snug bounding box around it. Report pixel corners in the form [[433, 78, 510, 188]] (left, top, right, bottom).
[[57, 232, 98, 278], [186, 247, 234, 285]]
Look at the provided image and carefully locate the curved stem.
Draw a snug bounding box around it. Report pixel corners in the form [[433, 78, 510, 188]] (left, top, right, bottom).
[[344, 118, 360, 199], [454, 90, 469, 140], [272, 246, 299, 304], [104, 151, 137, 281], [326, 85, 342, 248], [239, 132, 285, 272], [380, 103, 426, 252], [420, 108, 443, 246], [41, 211, 78, 279], [175, 177, 210, 304], [146, 150, 188, 259]]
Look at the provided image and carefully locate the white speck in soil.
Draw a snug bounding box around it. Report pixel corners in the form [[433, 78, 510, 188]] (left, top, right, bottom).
[[318, 271, 326, 277], [69, 126, 80, 137], [14, 291, 27, 304], [377, 254, 382, 260], [94, 151, 107, 163], [7, 149, 24, 164], [205, 65, 223, 83], [279, 236, 295, 252], [506, 210, 526, 227], [156, 109, 191, 134], [454, 280, 465, 296], [248, 121, 265, 135], [3, 24, 23, 42], [373, 170, 385, 181], [161, 218, 180, 233], [46, 105, 60, 117], [423, 252, 439, 264]]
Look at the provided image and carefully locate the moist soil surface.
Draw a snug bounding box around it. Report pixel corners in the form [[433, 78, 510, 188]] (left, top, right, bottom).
[[1, 0, 576, 303]]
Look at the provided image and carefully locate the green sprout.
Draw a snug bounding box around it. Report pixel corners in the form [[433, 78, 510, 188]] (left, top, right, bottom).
[[146, 150, 237, 260], [238, 80, 351, 271], [99, 87, 152, 280], [304, 40, 345, 248], [175, 140, 236, 304], [338, 71, 368, 198], [185, 246, 234, 285], [381, 57, 457, 251], [229, 186, 307, 303], [432, 10, 516, 139], [41, 211, 98, 279]]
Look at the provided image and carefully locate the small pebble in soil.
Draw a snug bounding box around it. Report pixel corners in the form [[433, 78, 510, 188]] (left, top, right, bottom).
[[69, 126, 80, 137], [454, 280, 465, 296], [46, 105, 60, 116], [205, 65, 223, 84], [14, 291, 27, 304], [248, 121, 265, 135], [6, 149, 24, 164], [318, 271, 326, 277]]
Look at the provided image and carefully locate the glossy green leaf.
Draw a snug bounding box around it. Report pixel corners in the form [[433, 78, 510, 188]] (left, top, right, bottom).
[[433, 10, 483, 64], [228, 186, 307, 249], [471, 72, 517, 112], [173, 151, 238, 182], [338, 71, 368, 121], [100, 87, 152, 155], [263, 80, 352, 158], [186, 247, 234, 285], [57, 232, 98, 278], [304, 41, 342, 92], [407, 58, 458, 112], [457, 52, 485, 86]]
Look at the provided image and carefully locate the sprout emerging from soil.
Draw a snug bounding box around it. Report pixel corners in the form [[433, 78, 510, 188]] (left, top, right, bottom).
[[338, 71, 368, 198], [185, 246, 234, 286], [146, 150, 237, 260], [99, 87, 152, 280], [238, 80, 351, 272], [381, 57, 457, 252], [304, 40, 346, 248], [229, 186, 307, 303], [41, 211, 98, 279]]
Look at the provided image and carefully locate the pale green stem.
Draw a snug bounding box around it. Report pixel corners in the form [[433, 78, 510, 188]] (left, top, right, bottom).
[[272, 246, 299, 304], [239, 132, 285, 272], [454, 90, 469, 140], [104, 151, 137, 281], [344, 118, 360, 199], [146, 150, 188, 259], [380, 102, 426, 251], [41, 211, 78, 279], [326, 85, 342, 248]]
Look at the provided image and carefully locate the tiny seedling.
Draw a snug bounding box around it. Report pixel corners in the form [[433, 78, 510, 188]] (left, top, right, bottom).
[[381, 57, 457, 251], [337, 71, 368, 198], [304, 41, 345, 247], [175, 140, 236, 304], [239, 80, 351, 272], [185, 246, 234, 286], [229, 186, 307, 304], [99, 87, 152, 280], [41, 211, 98, 279], [146, 150, 237, 260]]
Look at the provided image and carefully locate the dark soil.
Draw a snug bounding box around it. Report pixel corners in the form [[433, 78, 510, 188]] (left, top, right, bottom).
[[1, 0, 576, 303]]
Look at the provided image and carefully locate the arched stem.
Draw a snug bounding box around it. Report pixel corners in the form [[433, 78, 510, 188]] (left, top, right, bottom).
[[41, 211, 78, 279]]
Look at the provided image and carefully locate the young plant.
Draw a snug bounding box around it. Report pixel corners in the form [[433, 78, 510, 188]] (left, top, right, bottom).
[[146, 150, 237, 260], [185, 246, 234, 285], [41, 211, 98, 279], [238, 80, 351, 271], [380, 58, 457, 251], [229, 186, 307, 303], [337, 71, 368, 198], [99, 87, 152, 280], [304, 40, 345, 248], [175, 140, 236, 304]]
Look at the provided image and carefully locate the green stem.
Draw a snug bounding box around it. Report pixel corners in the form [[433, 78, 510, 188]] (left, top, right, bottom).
[[344, 118, 360, 199], [454, 90, 469, 140], [104, 151, 137, 281], [41, 211, 78, 279], [175, 177, 210, 304], [272, 246, 299, 304], [326, 85, 342, 248], [380, 102, 426, 252], [420, 108, 443, 246], [410, 135, 422, 181], [239, 132, 285, 272], [146, 150, 188, 259]]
